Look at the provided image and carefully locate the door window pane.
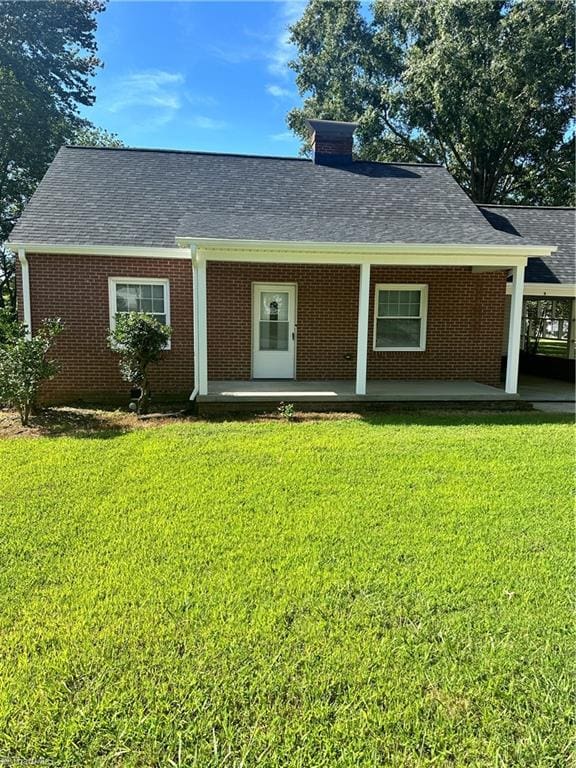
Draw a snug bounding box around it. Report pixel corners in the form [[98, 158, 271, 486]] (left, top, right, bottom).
[[260, 292, 289, 322], [259, 321, 289, 350]]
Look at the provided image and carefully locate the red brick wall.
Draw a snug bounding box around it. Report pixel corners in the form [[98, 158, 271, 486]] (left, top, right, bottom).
[[24, 253, 194, 403], [207, 262, 506, 385], [20, 256, 506, 403], [368, 267, 506, 384], [207, 263, 360, 380]]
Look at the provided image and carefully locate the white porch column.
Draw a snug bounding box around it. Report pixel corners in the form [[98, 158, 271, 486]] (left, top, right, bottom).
[[193, 249, 208, 396], [568, 298, 576, 360], [18, 248, 32, 339], [355, 262, 371, 395], [505, 264, 525, 394]]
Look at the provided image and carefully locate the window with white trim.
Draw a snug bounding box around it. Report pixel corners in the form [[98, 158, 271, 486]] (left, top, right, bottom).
[[373, 284, 428, 351], [109, 277, 171, 328]]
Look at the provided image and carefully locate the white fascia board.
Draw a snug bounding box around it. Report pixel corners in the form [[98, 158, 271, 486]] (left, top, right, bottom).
[[180, 237, 554, 267], [191, 247, 530, 268], [508, 282, 576, 297], [8, 242, 190, 259]]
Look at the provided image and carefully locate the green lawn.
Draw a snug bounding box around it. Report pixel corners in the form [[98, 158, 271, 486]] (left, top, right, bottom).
[[0, 413, 573, 767], [531, 338, 569, 358]]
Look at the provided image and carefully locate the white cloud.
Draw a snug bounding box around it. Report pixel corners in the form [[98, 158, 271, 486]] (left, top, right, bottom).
[[105, 70, 185, 114], [98, 70, 227, 136], [267, 0, 306, 77], [266, 84, 292, 98], [270, 131, 295, 142], [185, 93, 219, 108], [189, 116, 227, 130], [207, 44, 257, 65], [207, 1, 306, 79]]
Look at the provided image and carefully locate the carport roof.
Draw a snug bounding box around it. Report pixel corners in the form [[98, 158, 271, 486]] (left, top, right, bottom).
[[479, 205, 575, 284]]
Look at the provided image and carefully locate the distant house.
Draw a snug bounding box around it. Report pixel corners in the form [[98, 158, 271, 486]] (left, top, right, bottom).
[[9, 120, 573, 407]]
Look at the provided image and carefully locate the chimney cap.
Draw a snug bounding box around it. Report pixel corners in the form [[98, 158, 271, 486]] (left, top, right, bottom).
[[305, 119, 359, 138]]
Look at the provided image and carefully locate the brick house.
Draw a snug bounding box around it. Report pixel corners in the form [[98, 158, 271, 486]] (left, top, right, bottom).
[[9, 119, 568, 407]]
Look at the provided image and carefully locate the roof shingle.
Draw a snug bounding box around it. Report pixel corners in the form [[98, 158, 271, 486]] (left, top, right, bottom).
[[479, 205, 575, 284], [11, 146, 530, 249]]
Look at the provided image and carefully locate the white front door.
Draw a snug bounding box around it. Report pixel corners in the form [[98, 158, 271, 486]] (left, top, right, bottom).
[[252, 283, 296, 379]]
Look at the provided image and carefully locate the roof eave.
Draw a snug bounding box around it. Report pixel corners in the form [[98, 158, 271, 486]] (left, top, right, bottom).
[[176, 236, 556, 258], [7, 242, 188, 259], [7, 238, 556, 263]]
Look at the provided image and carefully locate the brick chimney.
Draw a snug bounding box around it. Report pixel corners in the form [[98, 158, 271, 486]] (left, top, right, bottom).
[[306, 119, 358, 166]]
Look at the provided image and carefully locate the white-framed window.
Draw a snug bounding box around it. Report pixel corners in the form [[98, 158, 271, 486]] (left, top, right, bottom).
[[373, 284, 428, 351], [108, 277, 171, 341]]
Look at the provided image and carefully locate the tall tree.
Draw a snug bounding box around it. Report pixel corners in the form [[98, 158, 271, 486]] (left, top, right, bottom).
[[288, 0, 575, 205], [0, 0, 108, 310], [72, 124, 124, 148]]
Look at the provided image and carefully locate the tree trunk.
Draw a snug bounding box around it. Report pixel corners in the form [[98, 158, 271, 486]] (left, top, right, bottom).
[[20, 401, 30, 426], [137, 373, 151, 415]]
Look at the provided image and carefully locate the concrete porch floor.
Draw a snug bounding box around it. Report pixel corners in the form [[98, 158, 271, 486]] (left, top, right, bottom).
[[200, 379, 516, 403], [517, 375, 575, 402]]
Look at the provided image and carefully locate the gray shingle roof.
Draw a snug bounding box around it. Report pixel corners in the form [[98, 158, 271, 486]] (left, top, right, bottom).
[[11, 146, 530, 249], [479, 205, 575, 284]]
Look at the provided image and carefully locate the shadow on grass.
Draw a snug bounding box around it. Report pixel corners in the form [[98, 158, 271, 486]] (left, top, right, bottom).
[[193, 405, 574, 429], [355, 408, 575, 428], [1, 406, 136, 440], [1, 404, 572, 440]]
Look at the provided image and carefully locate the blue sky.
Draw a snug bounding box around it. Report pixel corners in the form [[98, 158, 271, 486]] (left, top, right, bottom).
[[79, 0, 307, 156]]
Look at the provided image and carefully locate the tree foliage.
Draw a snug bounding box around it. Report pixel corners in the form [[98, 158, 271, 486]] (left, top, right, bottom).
[[0, 0, 110, 310], [288, 0, 575, 204], [72, 124, 125, 148], [0, 317, 64, 425], [108, 313, 172, 415]]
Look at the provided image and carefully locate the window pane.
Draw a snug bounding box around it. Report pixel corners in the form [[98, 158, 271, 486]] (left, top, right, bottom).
[[139, 297, 154, 313], [378, 289, 420, 317], [116, 284, 139, 312], [128, 285, 140, 301], [260, 292, 289, 322], [116, 283, 167, 317], [154, 314, 166, 326], [376, 318, 421, 348], [116, 288, 129, 312], [259, 321, 289, 350]]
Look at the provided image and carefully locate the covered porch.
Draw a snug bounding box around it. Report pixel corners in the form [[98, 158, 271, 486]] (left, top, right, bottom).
[[181, 237, 554, 404]]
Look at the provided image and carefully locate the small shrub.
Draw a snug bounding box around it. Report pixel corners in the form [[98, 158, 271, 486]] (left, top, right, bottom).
[[277, 401, 296, 421], [108, 312, 172, 415], [0, 317, 64, 425]]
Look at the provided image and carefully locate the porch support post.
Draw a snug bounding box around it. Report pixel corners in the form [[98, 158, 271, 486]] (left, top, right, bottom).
[[193, 249, 208, 396], [505, 264, 525, 395], [355, 262, 371, 395], [568, 298, 576, 360]]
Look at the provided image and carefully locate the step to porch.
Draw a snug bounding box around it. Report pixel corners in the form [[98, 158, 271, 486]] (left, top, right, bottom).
[[195, 379, 524, 414]]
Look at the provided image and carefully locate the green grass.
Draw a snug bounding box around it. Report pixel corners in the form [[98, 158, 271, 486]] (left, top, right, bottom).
[[0, 412, 573, 767], [531, 338, 569, 358]]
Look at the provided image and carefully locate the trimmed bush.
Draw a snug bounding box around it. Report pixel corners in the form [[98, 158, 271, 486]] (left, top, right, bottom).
[[108, 312, 172, 415]]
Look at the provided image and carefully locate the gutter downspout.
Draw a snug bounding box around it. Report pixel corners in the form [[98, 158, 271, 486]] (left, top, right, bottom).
[[189, 243, 199, 401], [18, 248, 32, 339]]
